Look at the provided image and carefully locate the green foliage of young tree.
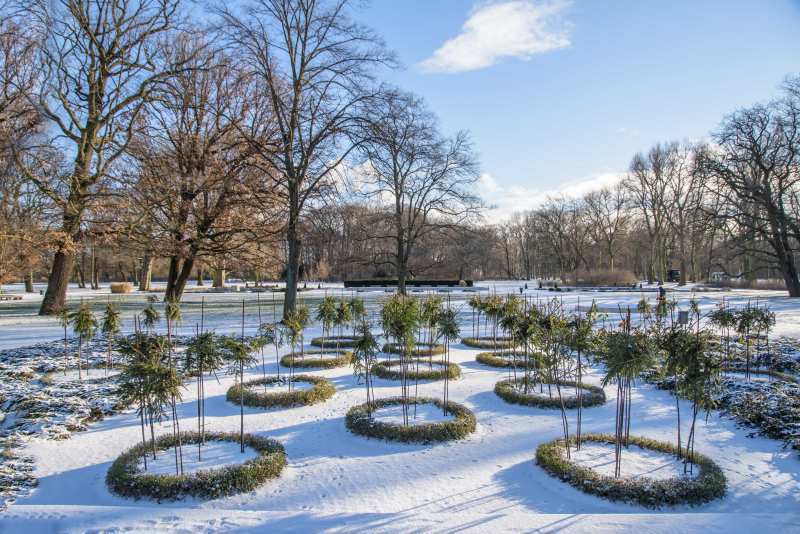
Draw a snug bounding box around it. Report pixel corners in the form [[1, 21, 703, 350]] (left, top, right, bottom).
[[437, 305, 460, 415], [602, 316, 657, 477], [142, 296, 161, 333], [118, 333, 182, 473], [101, 301, 122, 371], [315, 296, 337, 352], [70, 300, 98, 380], [58, 307, 71, 375], [334, 298, 352, 337], [185, 332, 225, 459], [221, 336, 259, 453], [380, 294, 421, 425], [352, 320, 380, 406]]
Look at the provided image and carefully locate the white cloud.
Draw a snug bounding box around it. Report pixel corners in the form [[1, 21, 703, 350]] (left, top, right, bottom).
[[481, 171, 624, 221], [419, 0, 572, 74]]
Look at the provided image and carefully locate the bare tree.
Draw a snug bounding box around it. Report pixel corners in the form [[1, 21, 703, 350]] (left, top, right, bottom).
[[356, 90, 481, 293], [14, 0, 196, 314], [218, 0, 394, 316], [123, 42, 260, 302], [583, 183, 630, 272], [700, 79, 800, 296]]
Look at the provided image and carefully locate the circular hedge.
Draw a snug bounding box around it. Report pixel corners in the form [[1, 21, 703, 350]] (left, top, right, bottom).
[[345, 396, 476, 443], [106, 431, 286, 501], [475, 351, 542, 368], [372, 359, 461, 381], [381, 342, 445, 357], [495, 377, 606, 409], [280, 349, 353, 369], [535, 433, 726, 507], [310, 335, 360, 349], [226, 375, 335, 408], [461, 336, 514, 349]]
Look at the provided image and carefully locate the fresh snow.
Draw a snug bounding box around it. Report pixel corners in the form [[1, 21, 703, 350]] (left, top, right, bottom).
[[246, 380, 314, 392], [137, 441, 258, 476], [0, 282, 799, 532], [371, 403, 454, 425], [570, 442, 697, 480]]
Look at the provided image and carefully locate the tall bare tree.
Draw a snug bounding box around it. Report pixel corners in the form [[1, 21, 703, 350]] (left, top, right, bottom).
[[356, 90, 481, 293], [700, 78, 800, 296], [219, 0, 394, 316], [14, 0, 195, 314]]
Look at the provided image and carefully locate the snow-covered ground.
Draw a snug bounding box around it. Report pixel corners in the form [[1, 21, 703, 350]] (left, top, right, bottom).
[[0, 282, 799, 533], [138, 441, 259, 476], [570, 442, 697, 481], [371, 403, 454, 425]]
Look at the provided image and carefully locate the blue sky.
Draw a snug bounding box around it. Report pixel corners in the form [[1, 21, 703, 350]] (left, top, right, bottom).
[[359, 0, 800, 218]]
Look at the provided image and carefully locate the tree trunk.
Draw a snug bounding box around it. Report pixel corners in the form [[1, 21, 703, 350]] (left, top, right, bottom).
[[196, 268, 204, 286], [212, 268, 226, 288], [164, 255, 196, 302], [40, 250, 75, 315], [283, 215, 301, 318], [139, 254, 153, 291], [91, 249, 99, 289], [24, 270, 34, 293]]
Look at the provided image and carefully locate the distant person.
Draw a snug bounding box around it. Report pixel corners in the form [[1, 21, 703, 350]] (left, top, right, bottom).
[[658, 286, 667, 306], [524, 283, 528, 290]]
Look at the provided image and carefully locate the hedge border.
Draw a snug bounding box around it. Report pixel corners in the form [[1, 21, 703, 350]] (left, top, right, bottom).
[[279, 349, 353, 369], [310, 335, 361, 349], [106, 431, 286, 501], [535, 433, 726, 508], [461, 336, 514, 349], [381, 342, 445, 356], [345, 396, 476, 443], [495, 377, 606, 409], [372, 359, 461, 381], [226, 375, 335, 408], [475, 351, 543, 368]]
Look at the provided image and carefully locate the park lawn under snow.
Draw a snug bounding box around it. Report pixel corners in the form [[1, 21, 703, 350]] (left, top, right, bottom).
[[138, 441, 259, 476], [569, 442, 697, 481], [0, 283, 799, 532]]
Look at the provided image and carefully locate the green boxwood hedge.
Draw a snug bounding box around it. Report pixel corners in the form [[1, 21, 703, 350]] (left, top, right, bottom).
[[535, 433, 726, 508], [461, 336, 514, 349], [280, 349, 353, 369], [310, 335, 361, 349], [226, 375, 335, 408], [372, 359, 461, 381], [345, 396, 476, 443], [494, 377, 606, 409], [106, 431, 286, 501], [475, 351, 543, 368], [381, 342, 445, 356]]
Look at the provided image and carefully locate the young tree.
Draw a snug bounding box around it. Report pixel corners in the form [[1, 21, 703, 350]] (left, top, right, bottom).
[[185, 332, 224, 459], [219, 0, 395, 317], [101, 301, 122, 372], [352, 320, 379, 407], [437, 304, 459, 414], [70, 300, 98, 380], [315, 296, 337, 352], [223, 335, 258, 453]]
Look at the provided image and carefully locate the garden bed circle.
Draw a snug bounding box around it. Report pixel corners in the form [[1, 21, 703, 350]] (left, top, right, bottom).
[[381, 342, 445, 356], [372, 359, 461, 381], [494, 377, 606, 408], [461, 336, 514, 349], [475, 351, 539, 368], [279, 349, 353, 368], [535, 433, 726, 507], [310, 335, 360, 349], [345, 396, 476, 443], [226, 375, 335, 408], [106, 431, 286, 501]]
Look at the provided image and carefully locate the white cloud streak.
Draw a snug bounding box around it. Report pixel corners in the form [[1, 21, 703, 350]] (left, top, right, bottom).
[[419, 0, 572, 74], [478, 171, 624, 221]]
